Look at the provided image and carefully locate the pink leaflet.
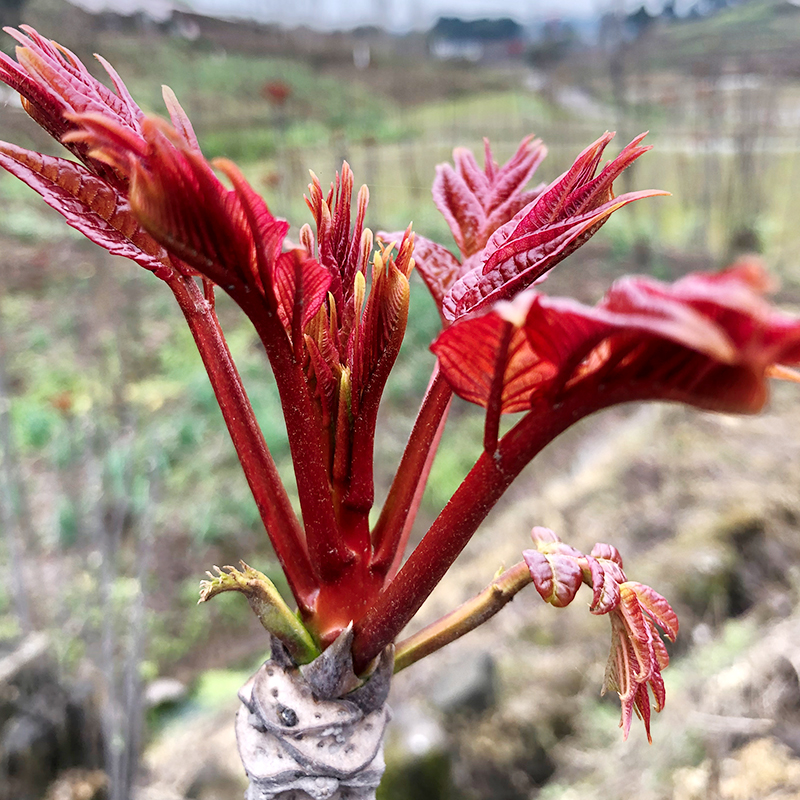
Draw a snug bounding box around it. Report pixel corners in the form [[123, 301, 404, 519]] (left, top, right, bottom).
[[435, 132, 664, 322], [431, 135, 548, 266], [521, 527, 676, 741], [0, 27, 146, 188], [529, 526, 560, 546], [604, 586, 674, 742], [523, 526, 587, 608], [433, 162, 486, 258], [452, 146, 490, 199], [590, 542, 624, 568], [482, 135, 547, 222], [272, 250, 332, 338], [626, 582, 679, 643], [585, 556, 622, 616], [443, 189, 666, 322], [523, 549, 583, 608], [500, 132, 615, 240]]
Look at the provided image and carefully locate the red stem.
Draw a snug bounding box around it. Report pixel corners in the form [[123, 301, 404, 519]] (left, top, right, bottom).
[[483, 321, 513, 453], [167, 274, 318, 611], [244, 304, 355, 582], [385, 390, 450, 582], [353, 396, 594, 671], [370, 367, 453, 576]]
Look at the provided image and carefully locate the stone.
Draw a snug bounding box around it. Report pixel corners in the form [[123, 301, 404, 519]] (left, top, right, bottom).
[[430, 651, 496, 717]]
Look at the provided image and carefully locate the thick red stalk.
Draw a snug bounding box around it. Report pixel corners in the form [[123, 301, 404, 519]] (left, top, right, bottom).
[[242, 302, 356, 583], [385, 392, 451, 582], [167, 273, 318, 611], [353, 394, 609, 670], [344, 338, 407, 514], [370, 367, 453, 576]]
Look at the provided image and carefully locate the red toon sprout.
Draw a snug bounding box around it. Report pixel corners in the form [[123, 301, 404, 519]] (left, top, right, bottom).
[[1, 26, 798, 751]]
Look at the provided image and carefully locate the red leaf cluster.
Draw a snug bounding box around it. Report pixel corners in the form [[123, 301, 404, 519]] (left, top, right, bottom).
[[0, 26, 415, 634], [407, 132, 665, 322], [523, 527, 678, 741], [2, 29, 798, 747]]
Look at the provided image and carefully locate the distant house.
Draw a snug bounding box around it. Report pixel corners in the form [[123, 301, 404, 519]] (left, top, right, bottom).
[[428, 17, 526, 63]]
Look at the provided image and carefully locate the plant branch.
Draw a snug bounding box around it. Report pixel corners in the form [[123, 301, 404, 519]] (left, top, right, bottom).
[[167, 274, 318, 611], [385, 390, 450, 582], [354, 397, 595, 670], [393, 561, 531, 672], [371, 367, 452, 576]]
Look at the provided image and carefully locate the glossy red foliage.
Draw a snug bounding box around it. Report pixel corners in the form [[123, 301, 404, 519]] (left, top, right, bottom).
[[408, 132, 666, 323], [3, 27, 799, 747], [433, 261, 800, 418]]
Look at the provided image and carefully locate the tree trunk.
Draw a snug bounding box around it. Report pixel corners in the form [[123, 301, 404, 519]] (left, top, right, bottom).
[[236, 636, 393, 800]]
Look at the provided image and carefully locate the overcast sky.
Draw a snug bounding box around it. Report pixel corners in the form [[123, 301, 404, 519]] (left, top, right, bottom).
[[181, 0, 618, 31]]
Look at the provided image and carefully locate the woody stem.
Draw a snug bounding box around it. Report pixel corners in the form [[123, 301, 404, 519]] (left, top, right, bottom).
[[393, 561, 531, 672]]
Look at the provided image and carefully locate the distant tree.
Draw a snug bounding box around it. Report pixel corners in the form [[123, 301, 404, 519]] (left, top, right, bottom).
[[527, 20, 580, 69], [431, 16, 523, 42]]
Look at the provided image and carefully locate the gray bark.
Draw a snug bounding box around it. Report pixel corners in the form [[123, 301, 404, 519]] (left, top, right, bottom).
[[236, 637, 394, 800]]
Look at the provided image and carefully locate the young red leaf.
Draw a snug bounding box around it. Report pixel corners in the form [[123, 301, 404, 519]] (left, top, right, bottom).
[[0, 143, 175, 279], [414, 132, 664, 322], [523, 549, 583, 608], [431, 296, 554, 413], [603, 581, 678, 742], [626, 582, 679, 643], [411, 136, 547, 316], [433, 162, 487, 257], [433, 135, 548, 260], [481, 135, 547, 230], [523, 527, 586, 608], [590, 542, 624, 567], [584, 556, 622, 616], [215, 158, 291, 299], [520, 528, 677, 741], [443, 188, 667, 322], [70, 115, 271, 301], [0, 26, 145, 188]]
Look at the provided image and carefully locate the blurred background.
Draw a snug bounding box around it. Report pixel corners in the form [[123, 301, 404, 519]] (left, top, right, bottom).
[[2, 0, 800, 798]]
